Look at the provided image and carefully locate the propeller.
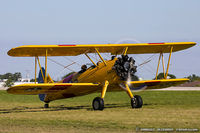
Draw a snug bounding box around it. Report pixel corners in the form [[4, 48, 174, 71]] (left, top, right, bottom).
[[113, 55, 147, 92]]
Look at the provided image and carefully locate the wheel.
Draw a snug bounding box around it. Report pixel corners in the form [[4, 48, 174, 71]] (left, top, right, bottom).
[[44, 103, 49, 108], [131, 95, 143, 108], [92, 97, 104, 110]]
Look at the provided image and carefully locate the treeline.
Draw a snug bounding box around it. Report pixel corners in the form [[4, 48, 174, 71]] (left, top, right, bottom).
[[156, 73, 176, 79], [187, 74, 200, 82], [156, 73, 200, 81], [0, 72, 22, 87], [0, 72, 22, 82]]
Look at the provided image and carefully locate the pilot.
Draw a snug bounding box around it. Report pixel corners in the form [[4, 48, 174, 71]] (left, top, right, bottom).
[[111, 56, 116, 60], [97, 61, 101, 66], [78, 64, 87, 74]]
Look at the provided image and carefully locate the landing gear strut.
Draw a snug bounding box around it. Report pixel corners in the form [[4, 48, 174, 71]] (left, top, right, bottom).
[[92, 80, 109, 111], [123, 83, 143, 109]]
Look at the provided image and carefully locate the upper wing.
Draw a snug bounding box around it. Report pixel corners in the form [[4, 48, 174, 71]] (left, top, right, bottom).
[[8, 42, 196, 57], [7, 83, 100, 95], [127, 78, 189, 90]]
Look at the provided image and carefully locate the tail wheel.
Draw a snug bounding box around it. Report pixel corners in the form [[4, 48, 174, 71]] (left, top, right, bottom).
[[92, 97, 104, 110], [44, 103, 49, 108], [131, 95, 143, 108]]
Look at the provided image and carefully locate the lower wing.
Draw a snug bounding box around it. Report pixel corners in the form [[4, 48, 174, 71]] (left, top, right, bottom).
[[7, 83, 100, 95], [127, 78, 189, 90]]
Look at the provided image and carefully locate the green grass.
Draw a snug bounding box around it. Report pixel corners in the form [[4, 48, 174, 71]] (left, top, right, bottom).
[[0, 90, 200, 133]]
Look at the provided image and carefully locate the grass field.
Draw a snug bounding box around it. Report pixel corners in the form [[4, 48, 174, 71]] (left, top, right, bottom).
[[0, 90, 200, 133]]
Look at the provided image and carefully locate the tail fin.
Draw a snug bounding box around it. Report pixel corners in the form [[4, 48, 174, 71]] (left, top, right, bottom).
[[38, 67, 45, 83], [38, 67, 54, 83], [38, 67, 54, 102]]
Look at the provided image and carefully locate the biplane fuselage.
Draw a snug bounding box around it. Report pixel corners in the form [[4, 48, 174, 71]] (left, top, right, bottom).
[[45, 58, 123, 102]]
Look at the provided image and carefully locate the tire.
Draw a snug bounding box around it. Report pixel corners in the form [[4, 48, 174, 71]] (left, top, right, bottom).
[[131, 95, 143, 108], [92, 97, 104, 110], [44, 103, 49, 108]]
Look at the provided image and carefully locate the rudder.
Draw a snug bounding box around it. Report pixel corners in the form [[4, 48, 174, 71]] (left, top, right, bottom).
[[38, 67, 46, 102]]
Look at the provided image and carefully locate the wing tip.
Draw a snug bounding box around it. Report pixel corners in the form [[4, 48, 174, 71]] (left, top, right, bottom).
[[7, 87, 14, 94], [7, 48, 14, 56]]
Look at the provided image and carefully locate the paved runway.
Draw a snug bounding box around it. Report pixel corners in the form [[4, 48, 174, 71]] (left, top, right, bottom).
[[0, 87, 7, 90], [150, 87, 200, 91]]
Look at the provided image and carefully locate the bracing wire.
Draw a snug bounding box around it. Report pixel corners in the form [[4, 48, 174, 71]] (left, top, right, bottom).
[[89, 53, 99, 62], [48, 58, 66, 68], [48, 58, 75, 71], [135, 54, 158, 75], [63, 56, 81, 66], [48, 58, 76, 80], [104, 53, 111, 59]]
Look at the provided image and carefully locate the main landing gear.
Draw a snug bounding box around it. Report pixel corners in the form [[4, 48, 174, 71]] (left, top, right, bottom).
[[92, 97, 104, 110], [92, 80, 109, 111], [92, 80, 143, 110], [131, 95, 143, 108], [125, 84, 143, 109]]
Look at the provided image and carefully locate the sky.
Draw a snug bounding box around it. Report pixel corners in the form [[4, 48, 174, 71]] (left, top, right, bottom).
[[0, 0, 199, 80]]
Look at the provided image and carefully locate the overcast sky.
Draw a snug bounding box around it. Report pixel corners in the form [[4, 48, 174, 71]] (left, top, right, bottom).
[[0, 0, 199, 80]]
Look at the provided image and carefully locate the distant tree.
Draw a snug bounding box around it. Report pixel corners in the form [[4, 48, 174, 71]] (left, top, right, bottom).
[[13, 72, 22, 81], [0, 72, 22, 87], [0, 72, 22, 82], [131, 75, 139, 81], [151, 73, 176, 88], [155, 73, 176, 79], [30, 78, 38, 82], [187, 74, 200, 82], [3, 79, 14, 87], [0, 73, 12, 80], [62, 72, 76, 79]]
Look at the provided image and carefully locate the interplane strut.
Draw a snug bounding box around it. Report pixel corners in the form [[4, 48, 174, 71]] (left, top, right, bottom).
[[155, 46, 173, 79]]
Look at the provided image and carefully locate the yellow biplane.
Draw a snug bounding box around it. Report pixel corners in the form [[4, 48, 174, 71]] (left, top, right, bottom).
[[7, 42, 196, 110]]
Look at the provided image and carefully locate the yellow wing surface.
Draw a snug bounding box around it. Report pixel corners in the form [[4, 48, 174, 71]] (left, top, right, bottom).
[[7, 79, 189, 97], [127, 78, 189, 90], [8, 42, 196, 57], [7, 83, 100, 95]]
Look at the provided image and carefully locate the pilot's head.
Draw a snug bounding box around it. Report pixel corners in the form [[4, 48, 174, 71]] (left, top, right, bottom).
[[81, 65, 87, 70], [97, 61, 101, 66]]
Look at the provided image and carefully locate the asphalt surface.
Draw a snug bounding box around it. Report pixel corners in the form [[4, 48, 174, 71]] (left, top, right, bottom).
[[150, 87, 200, 91], [0, 87, 7, 90]]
